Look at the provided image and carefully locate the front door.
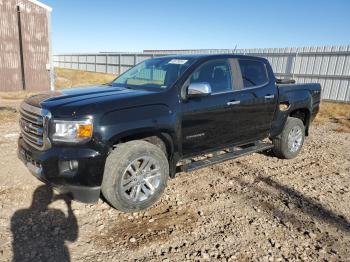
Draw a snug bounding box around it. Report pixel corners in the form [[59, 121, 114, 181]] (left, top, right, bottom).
[[181, 59, 238, 157]]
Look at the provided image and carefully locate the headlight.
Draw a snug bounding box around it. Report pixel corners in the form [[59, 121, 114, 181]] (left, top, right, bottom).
[[52, 118, 93, 143]]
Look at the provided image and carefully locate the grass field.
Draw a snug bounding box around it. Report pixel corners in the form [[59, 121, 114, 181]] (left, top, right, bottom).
[[0, 107, 17, 123], [55, 68, 116, 89], [0, 68, 349, 132], [315, 102, 350, 132]]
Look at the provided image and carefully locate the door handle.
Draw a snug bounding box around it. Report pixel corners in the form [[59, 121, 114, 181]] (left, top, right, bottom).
[[227, 101, 240, 106], [264, 94, 275, 99]]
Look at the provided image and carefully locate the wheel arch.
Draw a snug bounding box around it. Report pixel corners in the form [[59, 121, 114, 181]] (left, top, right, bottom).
[[106, 128, 179, 177], [118, 131, 175, 158], [289, 108, 311, 136]]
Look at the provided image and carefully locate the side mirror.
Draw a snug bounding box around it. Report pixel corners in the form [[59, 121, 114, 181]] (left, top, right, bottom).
[[187, 82, 212, 97]]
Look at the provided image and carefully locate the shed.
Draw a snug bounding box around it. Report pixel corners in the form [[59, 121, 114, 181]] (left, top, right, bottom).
[[0, 0, 52, 92]]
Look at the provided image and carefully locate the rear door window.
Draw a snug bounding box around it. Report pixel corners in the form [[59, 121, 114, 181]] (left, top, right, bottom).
[[239, 60, 269, 88]]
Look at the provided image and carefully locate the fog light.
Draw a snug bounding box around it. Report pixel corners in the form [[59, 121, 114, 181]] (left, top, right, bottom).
[[58, 160, 79, 177]]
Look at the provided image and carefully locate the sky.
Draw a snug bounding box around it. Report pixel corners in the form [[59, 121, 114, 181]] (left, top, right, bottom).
[[40, 0, 350, 54]]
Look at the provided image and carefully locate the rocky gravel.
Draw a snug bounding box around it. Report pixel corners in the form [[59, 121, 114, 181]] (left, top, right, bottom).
[[0, 119, 349, 261]]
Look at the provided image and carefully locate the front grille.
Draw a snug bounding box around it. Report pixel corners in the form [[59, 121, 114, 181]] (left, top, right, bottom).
[[19, 102, 51, 151]]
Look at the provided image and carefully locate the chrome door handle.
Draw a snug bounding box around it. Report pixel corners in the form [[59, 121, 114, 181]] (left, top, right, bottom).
[[264, 94, 275, 99], [227, 101, 240, 106]]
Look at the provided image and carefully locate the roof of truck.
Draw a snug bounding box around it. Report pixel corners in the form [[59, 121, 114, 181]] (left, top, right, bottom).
[[155, 53, 268, 61]]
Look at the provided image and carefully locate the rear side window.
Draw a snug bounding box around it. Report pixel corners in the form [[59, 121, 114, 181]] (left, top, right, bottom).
[[239, 60, 269, 88]]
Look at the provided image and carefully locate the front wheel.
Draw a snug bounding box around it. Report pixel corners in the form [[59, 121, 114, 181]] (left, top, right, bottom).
[[272, 117, 305, 159], [102, 140, 169, 212]]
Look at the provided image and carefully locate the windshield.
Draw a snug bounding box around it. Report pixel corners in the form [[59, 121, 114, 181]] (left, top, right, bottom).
[[112, 57, 194, 90]]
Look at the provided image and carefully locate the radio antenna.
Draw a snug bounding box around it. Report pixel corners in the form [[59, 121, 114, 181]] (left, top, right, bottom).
[[233, 45, 238, 53]]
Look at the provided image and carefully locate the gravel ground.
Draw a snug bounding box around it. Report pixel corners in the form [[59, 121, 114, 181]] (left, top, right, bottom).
[[0, 118, 349, 262]]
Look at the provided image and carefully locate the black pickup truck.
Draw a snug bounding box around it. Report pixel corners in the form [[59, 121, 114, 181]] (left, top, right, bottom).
[[18, 54, 321, 212]]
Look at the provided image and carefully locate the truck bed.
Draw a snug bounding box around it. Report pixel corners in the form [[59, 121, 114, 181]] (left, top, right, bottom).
[[277, 82, 321, 106]]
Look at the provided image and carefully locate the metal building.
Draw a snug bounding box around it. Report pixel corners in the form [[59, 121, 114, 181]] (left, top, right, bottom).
[[0, 0, 52, 92]]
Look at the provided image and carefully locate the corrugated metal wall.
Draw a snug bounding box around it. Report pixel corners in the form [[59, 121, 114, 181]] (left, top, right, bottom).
[[0, 0, 51, 92], [0, 0, 23, 91], [54, 45, 350, 102], [20, 0, 51, 91], [237, 46, 350, 103], [54, 53, 150, 75]]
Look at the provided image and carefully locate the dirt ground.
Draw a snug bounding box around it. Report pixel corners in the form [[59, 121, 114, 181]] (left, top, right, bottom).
[[0, 98, 349, 261]]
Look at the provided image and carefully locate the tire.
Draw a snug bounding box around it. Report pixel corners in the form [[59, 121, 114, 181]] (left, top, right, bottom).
[[101, 140, 169, 212], [272, 117, 305, 159]]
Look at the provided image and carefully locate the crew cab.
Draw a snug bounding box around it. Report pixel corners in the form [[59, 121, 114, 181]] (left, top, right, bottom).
[[17, 54, 321, 212]]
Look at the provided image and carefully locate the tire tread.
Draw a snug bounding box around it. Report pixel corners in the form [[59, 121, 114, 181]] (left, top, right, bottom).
[[272, 117, 305, 159], [101, 140, 169, 212]]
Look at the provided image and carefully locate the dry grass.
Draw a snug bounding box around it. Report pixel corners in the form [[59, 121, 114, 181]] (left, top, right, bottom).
[[55, 68, 116, 89], [0, 91, 35, 100], [0, 107, 18, 123], [315, 102, 350, 133], [0, 68, 116, 99]]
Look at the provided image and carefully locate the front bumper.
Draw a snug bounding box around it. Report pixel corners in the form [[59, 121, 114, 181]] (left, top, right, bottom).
[[17, 137, 106, 203]]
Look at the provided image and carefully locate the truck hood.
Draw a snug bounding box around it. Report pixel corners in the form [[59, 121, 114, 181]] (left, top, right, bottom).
[[24, 85, 154, 109]]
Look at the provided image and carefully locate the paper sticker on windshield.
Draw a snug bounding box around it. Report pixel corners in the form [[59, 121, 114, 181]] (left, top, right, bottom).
[[168, 59, 188, 65]]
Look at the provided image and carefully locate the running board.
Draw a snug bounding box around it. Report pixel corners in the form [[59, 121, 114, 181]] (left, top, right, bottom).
[[178, 142, 274, 173]]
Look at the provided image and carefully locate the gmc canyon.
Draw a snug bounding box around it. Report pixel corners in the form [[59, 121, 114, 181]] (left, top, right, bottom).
[[17, 54, 321, 212]]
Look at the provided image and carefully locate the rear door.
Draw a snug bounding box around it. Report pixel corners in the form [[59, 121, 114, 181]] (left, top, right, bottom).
[[228, 58, 277, 142]]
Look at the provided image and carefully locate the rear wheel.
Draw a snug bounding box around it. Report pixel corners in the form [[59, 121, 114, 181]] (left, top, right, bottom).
[[102, 140, 169, 212], [272, 117, 305, 159]]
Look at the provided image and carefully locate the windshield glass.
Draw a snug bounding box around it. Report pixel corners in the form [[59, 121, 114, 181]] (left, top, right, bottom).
[[112, 57, 194, 90]]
